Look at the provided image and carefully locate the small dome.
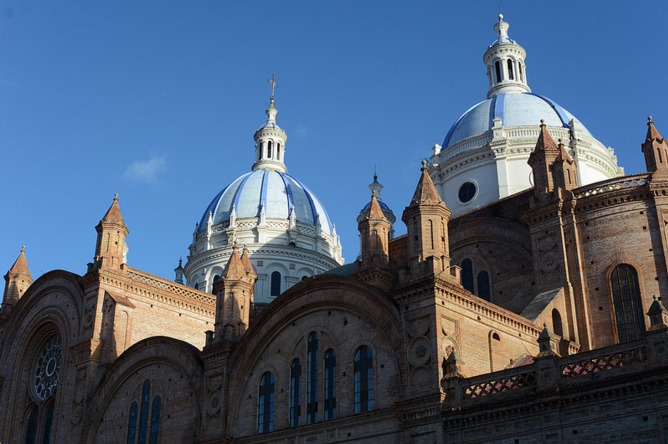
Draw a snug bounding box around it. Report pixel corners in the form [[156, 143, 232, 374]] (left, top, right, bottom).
[[198, 169, 333, 234], [443, 92, 592, 149]]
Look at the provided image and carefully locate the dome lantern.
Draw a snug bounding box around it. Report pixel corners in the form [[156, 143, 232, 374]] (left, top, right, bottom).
[[252, 74, 288, 173], [484, 14, 531, 99]]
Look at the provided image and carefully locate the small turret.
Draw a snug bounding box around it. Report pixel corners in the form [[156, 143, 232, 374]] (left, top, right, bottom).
[[483, 14, 531, 99], [552, 138, 579, 191], [402, 161, 452, 277], [174, 258, 185, 284], [252, 74, 288, 173], [642, 117, 668, 179], [528, 120, 560, 196], [93, 194, 129, 270], [2, 246, 33, 314], [357, 193, 391, 269], [210, 246, 257, 344]]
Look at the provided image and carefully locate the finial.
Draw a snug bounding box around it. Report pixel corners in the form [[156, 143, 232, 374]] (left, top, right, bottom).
[[268, 73, 278, 99], [114, 193, 119, 201], [653, 295, 658, 301], [543, 322, 547, 328], [498, 13, 504, 22], [178, 257, 182, 266], [558, 138, 562, 144], [422, 159, 428, 168], [648, 116, 653, 124], [540, 119, 545, 125], [21, 245, 26, 252]]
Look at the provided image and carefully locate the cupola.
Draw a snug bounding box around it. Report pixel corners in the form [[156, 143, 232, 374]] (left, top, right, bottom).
[[483, 14, 531, 99], [252, 74, 288, 173]]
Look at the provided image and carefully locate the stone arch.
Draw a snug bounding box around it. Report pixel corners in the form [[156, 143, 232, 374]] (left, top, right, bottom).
[[226, 276, 403, 438], [81, 336, 204, 444], [0, 271, 82, 444]]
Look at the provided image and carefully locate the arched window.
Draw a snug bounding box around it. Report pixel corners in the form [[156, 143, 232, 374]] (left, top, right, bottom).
[[213, 275, 221, 283], [126, 380, 161, 444], [24, 406, 38, 444], [289, 359, 301, 427], [461, 259, 474, 293], [518, 62, 524, 82], [354, 345, 374, 413], [552, 309, 563, 337], [495, 61, 502, 82], [611, 264, 645, 342], [26, 334, 62, 444], [258, 141, 263, 160], [324, 349, 336, 420], [270, 271, 281, 296], [258, 372, 275, 433], [193, 283, 199, 290], [507, 59, 514, 80], [307, 332, 318, 424], [127, 402, 138, 444], [267, 141, 273, 159], [277, 143, 281, 160], [477, 271, 491, 301]]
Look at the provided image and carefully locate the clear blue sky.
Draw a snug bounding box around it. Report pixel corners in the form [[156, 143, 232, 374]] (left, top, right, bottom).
[[1, 1, 666, 288]]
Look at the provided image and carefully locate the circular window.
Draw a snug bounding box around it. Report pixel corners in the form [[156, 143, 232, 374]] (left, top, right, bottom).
[[33, 335, 62, 400], [458, 182, 477, 203]]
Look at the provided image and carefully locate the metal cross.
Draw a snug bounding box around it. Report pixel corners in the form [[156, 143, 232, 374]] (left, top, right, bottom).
[[268, 73, 278, 98]]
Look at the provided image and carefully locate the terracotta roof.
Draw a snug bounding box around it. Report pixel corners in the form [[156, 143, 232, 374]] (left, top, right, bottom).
[[410, 162, 443, 206], [223, 247, 246, 280], [101, 194, 125, 225], [7, 246, 31, 278]]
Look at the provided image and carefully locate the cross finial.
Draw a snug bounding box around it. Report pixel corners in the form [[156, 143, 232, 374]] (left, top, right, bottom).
[[268, 73, 278, 99]]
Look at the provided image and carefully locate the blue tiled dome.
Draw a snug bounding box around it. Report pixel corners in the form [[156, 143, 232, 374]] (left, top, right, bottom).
[[198, 170, 332, 234], [443, 92, 592, 148]]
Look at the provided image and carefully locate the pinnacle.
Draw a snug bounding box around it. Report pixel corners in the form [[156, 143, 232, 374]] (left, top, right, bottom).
[[7, 246, 32, 278], [223, 246, 246, 280], [368, 193, 388, 221], [101, 193, 125, 225], [410, 162, 442, 206], [534, 120, 559, 153], [646, 116, 665, 144], [556, 138, 574, 163], [240, 246, 256, 276]]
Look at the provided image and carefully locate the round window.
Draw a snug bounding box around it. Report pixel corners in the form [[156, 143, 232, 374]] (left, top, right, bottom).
[[33, 335, 62, 400], [458, 182, 477, 203]]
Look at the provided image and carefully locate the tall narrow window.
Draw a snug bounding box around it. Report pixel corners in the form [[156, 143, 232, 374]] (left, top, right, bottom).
[[267, 141, 273, 159], [138, 380, 151, 444], [477, 271, 491, 301], [277, 143, 281, 161], [289, 359, 301, 427], [518, 62, 524, 82], [127, 402, 138, 444], [307, 332, 318, 424], [461, 259, 474, 293], [507, 59, 514, 80], [41, 401, 55, 444], [495, 61, 502, 82], [354, 346, 374, 413], [324, 349, 336, 420], [149, 396, 161, 444], [552, 309, 563, 337], [258, 372, 275, 433], [24, 406, 38, 444], [270, 271, 281, 296], [611, 264, 645, 342], [258, 142, 263, 160]]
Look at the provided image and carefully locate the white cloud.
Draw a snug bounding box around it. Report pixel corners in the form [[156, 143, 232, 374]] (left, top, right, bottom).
[[123, 156, 167, 184]]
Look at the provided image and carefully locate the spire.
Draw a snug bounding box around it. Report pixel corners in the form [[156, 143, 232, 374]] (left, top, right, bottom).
[[357, 192, 391, 271], [252, 74, 288, 173], [409, 160, 443, 206], [484, 14, 531, 98], [642, 116, 668, 179], [401, 161, 452, 277], [240, 246, 256, 278], [174, 258, 185, 284], [368, 193, 387, 220], [94, 194, 129, 270], [222, 246, 246, 280], [528, 120, 560, 195], [3, 246, 34, 311], [553, 138, 579, 191]]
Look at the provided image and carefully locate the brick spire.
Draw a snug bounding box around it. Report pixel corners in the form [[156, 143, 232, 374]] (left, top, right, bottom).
[[94, 194, 129, 270], [552, 138, 579, 191], [642, 116, 668, 179], [528, 120, 560, 195], [2, 246, 33, 312], [358, 193, 391, 270], [222, 246, 246, 280], [402, 161, 452, 276], [240, 246, 257, 278]]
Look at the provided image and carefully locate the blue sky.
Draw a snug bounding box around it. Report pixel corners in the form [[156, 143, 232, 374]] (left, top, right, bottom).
[[1, 1, 667, 288]]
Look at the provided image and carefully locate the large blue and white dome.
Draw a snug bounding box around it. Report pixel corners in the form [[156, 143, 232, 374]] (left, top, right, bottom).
[[430, 15, 623, 216], [184, 90, 343, 303], [443, 92, 592, 149], [198, 170, 333, 235]]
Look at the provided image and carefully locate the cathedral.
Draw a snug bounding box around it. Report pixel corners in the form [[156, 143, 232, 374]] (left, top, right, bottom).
[[2, 14, 668, 444]]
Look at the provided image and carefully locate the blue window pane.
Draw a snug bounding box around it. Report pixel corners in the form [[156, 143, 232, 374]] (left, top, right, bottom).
[[138, 380, 151, 444], [324, 349, 336, 420], [611, 264, 645, 342], [25, 406, 38, 444], [477, 270, 490, 301], [354, 346, 374, 413], [270, 272, 281, 296], [289, 359, 301, 427], [127, 402, 138, 444], [307, 332, 318, 424], [149, 396, 161, 444], [461, 259, 474, 293], [258, 372, 275, 433]]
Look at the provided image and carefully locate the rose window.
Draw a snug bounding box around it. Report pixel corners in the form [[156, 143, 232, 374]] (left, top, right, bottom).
[[33, 335, 62, 401]]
